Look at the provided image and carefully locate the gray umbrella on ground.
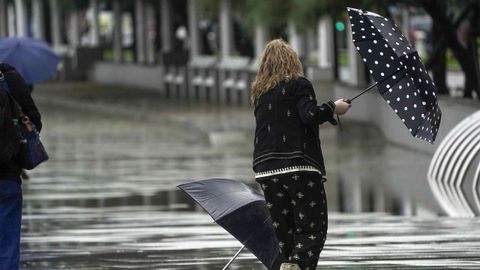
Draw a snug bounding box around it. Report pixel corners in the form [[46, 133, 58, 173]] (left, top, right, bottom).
[[178, 178, 279, 269]]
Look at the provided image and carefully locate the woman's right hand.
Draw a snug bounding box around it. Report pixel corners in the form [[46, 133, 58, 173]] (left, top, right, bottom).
[[334, 99, 352, 115]]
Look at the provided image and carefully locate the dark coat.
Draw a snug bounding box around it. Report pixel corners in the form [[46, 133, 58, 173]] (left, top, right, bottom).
[[0, 63, 42, 182], [252, 77, 336, 175]]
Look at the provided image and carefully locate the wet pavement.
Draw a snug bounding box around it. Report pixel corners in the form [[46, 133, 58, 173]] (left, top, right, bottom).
[[19, 82, 480, 269]]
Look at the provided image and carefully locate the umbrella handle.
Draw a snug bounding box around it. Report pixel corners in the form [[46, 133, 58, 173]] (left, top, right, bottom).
[[222, 245, 245, 270], [348, 81, 378, 102], [337, 114, 343, 132], [348, 64, 408, 102]]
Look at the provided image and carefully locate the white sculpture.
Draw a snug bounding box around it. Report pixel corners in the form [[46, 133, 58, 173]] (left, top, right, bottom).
[[428, 111, 480, 217]]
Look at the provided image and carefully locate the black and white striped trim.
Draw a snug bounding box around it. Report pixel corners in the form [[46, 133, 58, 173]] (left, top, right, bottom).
[[255, 165, 323, 179]]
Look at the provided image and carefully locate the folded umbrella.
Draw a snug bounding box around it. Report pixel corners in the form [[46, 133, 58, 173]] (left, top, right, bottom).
[[0, 37, 60, 84], [178, 178, 279, 269], [347, 7, 442, 143]]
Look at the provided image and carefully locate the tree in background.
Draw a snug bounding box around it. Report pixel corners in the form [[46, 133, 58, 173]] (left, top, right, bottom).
[[198, 0, 479, 99], [420, 0, 480, 98]]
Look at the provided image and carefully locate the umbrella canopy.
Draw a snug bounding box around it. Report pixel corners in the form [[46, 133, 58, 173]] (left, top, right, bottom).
[[178, 178, 279, 269], [347, 7, 441, 143], [0, 37, 60, 84]]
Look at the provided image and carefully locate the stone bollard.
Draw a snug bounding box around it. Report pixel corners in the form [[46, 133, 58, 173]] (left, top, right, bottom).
[[164, 66, 175, 98], [188, 56, 218, 102], [218, 57, 250, 104]]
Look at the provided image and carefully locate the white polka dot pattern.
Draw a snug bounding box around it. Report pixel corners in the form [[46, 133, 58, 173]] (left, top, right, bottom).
[[347, 7, 441, 143]]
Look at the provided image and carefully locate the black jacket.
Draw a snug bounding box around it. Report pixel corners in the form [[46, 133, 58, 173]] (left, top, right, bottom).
[[0, 63, 42, 183], [253, 77, 336, 175]]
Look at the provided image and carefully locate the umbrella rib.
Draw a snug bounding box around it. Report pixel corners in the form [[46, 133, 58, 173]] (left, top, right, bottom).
[[354, 38, 416, 58], [374, 67, 408, 91], [349, 65, 407, 101], [353, 37, 383, 43]]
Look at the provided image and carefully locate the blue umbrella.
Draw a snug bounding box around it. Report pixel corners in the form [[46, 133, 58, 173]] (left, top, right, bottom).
[[0, 37, 60, 84], [178, 178, 280, 269]]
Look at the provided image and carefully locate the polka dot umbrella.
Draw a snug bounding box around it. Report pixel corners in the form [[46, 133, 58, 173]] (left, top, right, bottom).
[[347, 7, 442, 143]]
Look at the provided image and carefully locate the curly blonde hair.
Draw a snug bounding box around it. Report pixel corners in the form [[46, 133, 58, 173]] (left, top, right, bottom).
[[251, 39, 304, 102]]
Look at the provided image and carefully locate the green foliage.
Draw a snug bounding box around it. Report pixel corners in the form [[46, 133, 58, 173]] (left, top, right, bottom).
[[241, 0, 292, 30], [196, 0, 478, 40], [238, 0, 397, 32], [197, 0, 220, 19], [103, 49, 135, 62], [58, 0, 90, 10], [446, 49, 461, 71], [197, 0, 342, 32], [241, 0, 345, 32], [288, 0, 327, 30], [338, 51, 349, 67]]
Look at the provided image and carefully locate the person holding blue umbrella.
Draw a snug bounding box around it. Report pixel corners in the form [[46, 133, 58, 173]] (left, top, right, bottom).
[[251, 39, 351, 270], [0, 37, 58, 182], [0, 62, 43, 270]]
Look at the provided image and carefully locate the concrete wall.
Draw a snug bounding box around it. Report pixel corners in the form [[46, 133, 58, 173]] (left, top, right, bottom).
[[306, 66, 335, 83], [334, 83, 480, 154], [91, 62, 164, 92], [334, 83, 480, 215]]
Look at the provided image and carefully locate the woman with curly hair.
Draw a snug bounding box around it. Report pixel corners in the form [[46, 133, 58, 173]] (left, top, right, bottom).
[[251, 39, 351, 270]]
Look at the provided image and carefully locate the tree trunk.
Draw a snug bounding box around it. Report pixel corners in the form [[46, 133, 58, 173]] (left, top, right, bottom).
[[449, 34, 477, 98], [430, 20, 449, 95], [467, 6, 480, 98], [422, 0, 479, 99]]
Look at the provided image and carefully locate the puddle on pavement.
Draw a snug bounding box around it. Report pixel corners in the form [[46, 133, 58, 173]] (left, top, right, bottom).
[[19, 86, 473, 269]]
